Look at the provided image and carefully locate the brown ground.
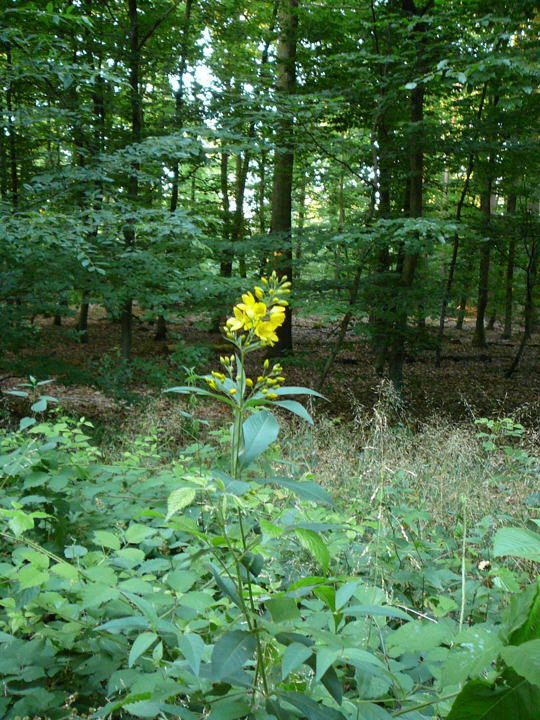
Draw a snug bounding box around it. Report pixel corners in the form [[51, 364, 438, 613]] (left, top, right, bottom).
[[2, 305, 540, 428]]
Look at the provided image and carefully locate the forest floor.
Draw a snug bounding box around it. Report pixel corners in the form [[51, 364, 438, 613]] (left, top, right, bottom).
[[2, 305, 540, 430]]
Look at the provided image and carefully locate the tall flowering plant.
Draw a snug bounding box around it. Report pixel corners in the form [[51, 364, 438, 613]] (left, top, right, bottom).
[[165, 274, 329, 709]]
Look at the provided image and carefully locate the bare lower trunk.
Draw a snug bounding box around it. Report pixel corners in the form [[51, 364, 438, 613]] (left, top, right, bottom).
[[472, 190, 492, 347], [77, 291, 89, 343], [502, 194, 517, 339], [268, 0, 298, 356]]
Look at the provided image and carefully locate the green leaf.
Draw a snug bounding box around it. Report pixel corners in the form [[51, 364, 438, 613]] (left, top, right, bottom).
[[51, 562, 79, 581], [441, 626, 504, 686], [501, 640, 540, 687], [239, 410, 280, 468], [93, 530, 121, 550], [255, 476, 333, 505], [128, 632, 157, 668], [31, 398, 47, 412], [335, 581, 359, 610], [209, 564, 242, 608], [178, 633, 205, 676], [447, 679, 540, 720], [274, 400, 313, 424], [272, 386, 327, 399], [386, 620, 454, 657], [346, 604, 413, 620], [207, 698, 251, 720], [266, 596, 300, 622], [279, 692, 346, 720], [18, 565, 48, 589], [166, 488, 197, 520], [281, 642, 313, 679], [210, 630, 256, 682], [493, 528, 540, 562], [125, 523, 155, 544], [19, 417, 36, 431], [294, 528, 330, 572], [315, 648, 339, 682]]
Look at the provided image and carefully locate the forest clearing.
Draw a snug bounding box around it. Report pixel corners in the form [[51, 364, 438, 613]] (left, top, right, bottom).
[[1, 1, 539, 719]]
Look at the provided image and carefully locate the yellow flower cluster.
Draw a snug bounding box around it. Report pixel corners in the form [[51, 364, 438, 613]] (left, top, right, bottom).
[[225, 272, 291, 346]]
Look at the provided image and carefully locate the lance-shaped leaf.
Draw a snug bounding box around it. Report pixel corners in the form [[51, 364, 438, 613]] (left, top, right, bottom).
[[239, 410, 279, 468]]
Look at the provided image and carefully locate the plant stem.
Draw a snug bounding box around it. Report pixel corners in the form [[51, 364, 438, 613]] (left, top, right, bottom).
[[459, 497, 467, 631]]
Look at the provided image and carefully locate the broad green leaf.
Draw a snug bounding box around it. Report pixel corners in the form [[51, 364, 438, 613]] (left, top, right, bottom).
[[209, 564, 242, 607], [207, 698, 251, 720], [128, 632, 157, 668], [272, 386, 327, 399], [447, 679, 540, 720], [335, 582, 359, 610], [386, 620, 454, 657], [51, 562, 78, 581], [281, 642, 313, 680], [501, 640, 540, 687], [239, 410, 279, 468], [346, 604, 413, 621], [166, 488, 196, 520], [210, 630, 256, 681], [494, 527, 540, 563], [294, 528, 330, 572], [315, 647, 339, 681], [18, 565, 48, 589], [441, 626, 504, 686], [255, 476, 333, 505], [274, 400, 313, 424], [93, 530, 121, 550], [266, 596, 300, 622], [178, 633, 205, 676], [279, 692, 346, 720], [125, 524, 155, 544], [166, 570, 198, 593]]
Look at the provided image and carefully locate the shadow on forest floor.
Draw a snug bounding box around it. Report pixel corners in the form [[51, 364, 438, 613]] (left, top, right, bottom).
[[1, 305, 539, 429]]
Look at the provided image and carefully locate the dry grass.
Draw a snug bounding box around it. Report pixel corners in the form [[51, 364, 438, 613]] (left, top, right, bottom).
[[281, 384, 539, 528]]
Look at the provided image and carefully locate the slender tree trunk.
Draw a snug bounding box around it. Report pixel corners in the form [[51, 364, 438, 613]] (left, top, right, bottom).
[[219, 147, 232, 277], [506, 234, 537, 377], [387, 1, 426, 392], [487, 310, 496, 330], [155, 0, 194, 341], [502, 194, 517, 339], [77, 291, 90, 342], [6, 45, 18, 208], [295, 170, 306, 278], [269, 0, 298, 355], [472, 188, 492, 347], [121, 0, 143, 360]]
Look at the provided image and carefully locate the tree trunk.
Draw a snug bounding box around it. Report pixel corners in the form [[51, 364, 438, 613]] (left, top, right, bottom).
[[472, 189, 492, 347], [268, 0, 298, 355], [77, 291, 89, 343], [502, 194, 517, 339], [121, 0, 143, 360], [506, 233, 537, 377], [6, 45, 18, 208], [386, 0, 426, 392], [156, 0, 193, 341]]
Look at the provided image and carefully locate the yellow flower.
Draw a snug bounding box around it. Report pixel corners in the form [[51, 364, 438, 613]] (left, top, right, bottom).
[[254, 286, 264, 299], [267, 393, 278, 400], [211, 371, 225, 381], [226, 306, 249, 332], [246, 378, 253, 387], [229, 388, 237, 395], [238, 292, 267, 324], [205, 378, 217, 390]]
